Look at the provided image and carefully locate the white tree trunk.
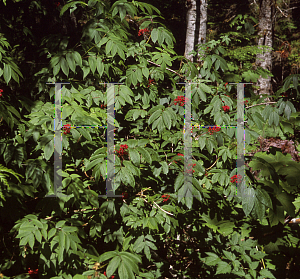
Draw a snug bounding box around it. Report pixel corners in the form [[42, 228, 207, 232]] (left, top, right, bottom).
[[184, 0, 208, 63], [196, 0, 207, 66], [255, 0, 273, 101]]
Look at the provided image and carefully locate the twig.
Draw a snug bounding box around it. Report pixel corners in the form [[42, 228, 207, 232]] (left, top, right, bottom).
[[205, 155, 219, 171], [137, 192, 174, 216], [228, 102, 277, 114], [147, 59, 186, 79], [44, 207, 99, 220], [245, 102, 277, 109], [276, 5, 288, 17], [153, 201, 174, 216]]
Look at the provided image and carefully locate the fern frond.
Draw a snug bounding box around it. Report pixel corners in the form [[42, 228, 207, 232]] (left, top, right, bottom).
[[0, 164, 24, 201]]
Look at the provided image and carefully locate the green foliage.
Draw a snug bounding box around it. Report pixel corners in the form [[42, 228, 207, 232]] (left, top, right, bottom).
[[0, 33, 23, 84], [0, 163, 23, 201], [0, 0, 300, 278]]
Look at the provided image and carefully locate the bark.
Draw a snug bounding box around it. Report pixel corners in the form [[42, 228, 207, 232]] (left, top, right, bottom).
[[184, 0, 208, 64], [254, 0, 274, 101], [196, 0, 207, 65]]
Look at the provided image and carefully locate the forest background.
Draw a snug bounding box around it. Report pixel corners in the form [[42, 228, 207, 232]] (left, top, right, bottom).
[[1, 0, 300, 278]]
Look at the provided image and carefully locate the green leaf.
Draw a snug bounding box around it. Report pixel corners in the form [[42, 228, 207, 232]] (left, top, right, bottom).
[[60, 57, 69, 77], [44, 139, 54, 161], [73, 51, 82, 67], [151, 28, 158, 43], [66, 52, 76, 73], [260, 269, 276, 279], [136, 147, 152, 165], [34, 229, 42, 243], [62, 105, 75, 119], [106, 256, 121, 278], [3, 63, 11, 84], [96, 57, 104, 77], [216, 261, 231, 275], [121, 167, 135, 187], [78, 128, 93, 142], [106, 40, 113, 55], [48, 228, 56, 239], [142, 67, 149, 79], [256, 188, 272, 209], [205, 252, 220, 266], [148, 109, 162, 125], [162, 110, 171, 130], [277, 192, 295, 216], [254, 197, 265, 222], [160, 161, 168, 175], [59, 230, 65, 248], [89, 55, 97, 74], [129, 148, 140, 167], [28, 233, 35, 250], [60, 1, 87, 16], [242, 187, 255, 216], [118, 261, 128, 279]]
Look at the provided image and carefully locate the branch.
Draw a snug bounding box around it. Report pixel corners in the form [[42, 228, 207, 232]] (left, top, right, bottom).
[[228, 102, 277, 114], [245, 102, 277, 109], [147, 59, 186, 79], [276, 5, 288, 17], [205, 155, 219, 171], [153, 201, 174, 216], [138, 194, 174, 216]]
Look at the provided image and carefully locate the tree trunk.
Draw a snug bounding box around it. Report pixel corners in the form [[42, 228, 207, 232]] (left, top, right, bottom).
[[254, 0, 274, 101], [184, 0, 208, 64]]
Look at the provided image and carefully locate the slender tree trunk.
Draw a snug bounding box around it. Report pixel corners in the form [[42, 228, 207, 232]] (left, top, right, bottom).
[[254, 0, 274, 101], [196, 0, 207, 66], [184, 0, 207, 62]]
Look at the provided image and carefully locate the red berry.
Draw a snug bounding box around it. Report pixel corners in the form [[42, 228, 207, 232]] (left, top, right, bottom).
[[0, 93, 2, 97]]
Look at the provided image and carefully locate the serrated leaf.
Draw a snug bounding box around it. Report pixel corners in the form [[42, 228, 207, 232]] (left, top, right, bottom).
[[151, 28, 158, 43], [73, 51, 82, 67], [44, 139, 54, 161], [129, 148, 140, 166], [60, 57, 69, 77], [96, 57, 104, 77], [88, 55, 97, 74], [66, 52, 76, 73], [106, 256, 121, 277], [216, 261, 231, 275], [28, 233, 35, 250], [162, 110, 171, 130]]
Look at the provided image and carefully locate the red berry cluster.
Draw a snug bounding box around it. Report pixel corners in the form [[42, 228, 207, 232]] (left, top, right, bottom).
[[122, 192, 128, 199], [148, 78, 155, 87], [174, 96, 188, 106], [28, 268, 38, 278], [230, 174, 242, 183], [0, 88, 3, 97], [116, 144, 128, 157], [224, 82, 229, 88], [54, 2, 60, 7], [103, 271, 115, 278], [173, 153, 183, 164], [208, 125, 221, 135], [162, 194, 170, 202], [63, 124, 71, 135], [185, 163, 196, 174], [100, 104, 107, 108], [138, 28, 150, 36], [222, 105, 230, 112]]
